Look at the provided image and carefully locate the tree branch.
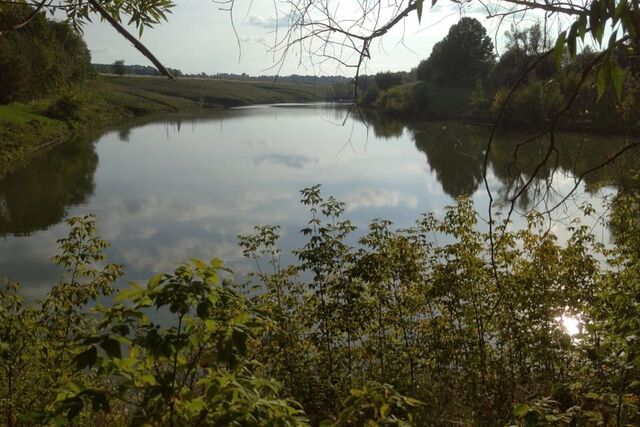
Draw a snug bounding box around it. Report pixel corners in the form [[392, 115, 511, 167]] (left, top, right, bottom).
[[87, 0, 175, 80]]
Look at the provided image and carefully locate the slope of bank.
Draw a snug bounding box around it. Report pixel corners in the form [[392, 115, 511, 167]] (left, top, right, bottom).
[[0, 76, 329, 177]]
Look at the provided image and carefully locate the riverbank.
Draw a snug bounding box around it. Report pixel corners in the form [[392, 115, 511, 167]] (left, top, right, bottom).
[[0, 75, 328, 177]]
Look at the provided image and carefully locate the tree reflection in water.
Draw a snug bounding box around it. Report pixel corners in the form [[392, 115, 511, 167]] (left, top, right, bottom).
[[360, 111, 640, 207], [0, 138, 98, 236]]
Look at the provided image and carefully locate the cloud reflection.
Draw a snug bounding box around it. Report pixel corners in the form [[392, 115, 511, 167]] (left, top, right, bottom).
[[253, 153, 317, 169], [345, 189, 418, 211]]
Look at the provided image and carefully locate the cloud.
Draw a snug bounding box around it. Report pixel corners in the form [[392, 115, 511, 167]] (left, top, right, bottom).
[[345, 189, 418, 211], [239, 36, 267, 45], [120, 238, 242, 273], [90, 47, 119, 55], [245, 14, 290, 29], [253, 153, 317, 169]]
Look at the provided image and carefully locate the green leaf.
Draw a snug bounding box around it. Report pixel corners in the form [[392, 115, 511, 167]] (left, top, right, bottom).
[[90, 392, 110, 412], [210, 257, 224, 269], [148, 273, 163, 290], [66, 397, 84, 420], [100, 337, 122, 359], [416, 0, 424, 22], [380, 403, 391, 417], [115, 284, 141, 302], [513, 403, 530, 418], [197, 301, 211, 319], [610, 61, 624, 101], [596, 62, 609, 101], [74, 346, 98, 369]]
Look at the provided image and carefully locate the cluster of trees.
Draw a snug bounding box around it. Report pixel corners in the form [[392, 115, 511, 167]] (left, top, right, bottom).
[[206, 73, 352, 86], [93, 62, 183, 77], [361, 17, 640, 131], [2, 187, 640, 425], [0, 4, 93, 104]]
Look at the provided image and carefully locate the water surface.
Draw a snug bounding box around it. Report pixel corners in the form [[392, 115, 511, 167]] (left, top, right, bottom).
[[1, 104, 637, 296]]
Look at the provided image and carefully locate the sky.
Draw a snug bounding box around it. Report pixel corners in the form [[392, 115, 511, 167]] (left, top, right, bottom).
[[79, 0, 540, 76]]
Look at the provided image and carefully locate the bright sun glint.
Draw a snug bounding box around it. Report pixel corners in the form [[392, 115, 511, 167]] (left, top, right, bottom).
[[558, 315, 581, 336]]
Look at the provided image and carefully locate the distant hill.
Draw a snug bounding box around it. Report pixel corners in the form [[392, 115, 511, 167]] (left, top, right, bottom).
[[92, 64, 351, 86], [93, 63, 184, 77], [202, 73, 352, 86]]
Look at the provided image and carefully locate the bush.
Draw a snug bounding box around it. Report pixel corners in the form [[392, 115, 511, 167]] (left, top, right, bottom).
[[42, 89, 89, 122], [3, 189, 640, 425], [492, 79, 564, 127], [361, 85, 380, 105], [375, 86, 411, 115]]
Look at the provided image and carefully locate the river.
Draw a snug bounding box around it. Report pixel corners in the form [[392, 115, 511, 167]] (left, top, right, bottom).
[[1, 104, 636, 296]]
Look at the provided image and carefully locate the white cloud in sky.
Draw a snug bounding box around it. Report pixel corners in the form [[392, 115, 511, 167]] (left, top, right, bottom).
[[245, 14, 291, 29]]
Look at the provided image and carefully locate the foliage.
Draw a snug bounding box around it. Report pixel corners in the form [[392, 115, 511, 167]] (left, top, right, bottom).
[[361, 86, 380, 106], [418, 17, 494, 86], [0, 215, 122, 425], [469, 79, 491, 120], [323, 382, 423, 426], [0, 4, 93, 104], [41, 88, 99, 125], [112, 60, 126, 76], [3, 188, 640, 425], [375, 86, 412, 115], [374, 72, 404, 91], [0, 0, 174, 37], [492, 78, 564, 127]]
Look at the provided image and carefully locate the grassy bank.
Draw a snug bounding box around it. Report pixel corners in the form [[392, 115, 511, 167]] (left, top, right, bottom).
[[0, 75, 329, 177], [99, 75, 327, 107]]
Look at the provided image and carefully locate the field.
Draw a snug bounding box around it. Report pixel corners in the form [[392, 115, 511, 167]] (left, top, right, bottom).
[[94, 75, 328, 109]]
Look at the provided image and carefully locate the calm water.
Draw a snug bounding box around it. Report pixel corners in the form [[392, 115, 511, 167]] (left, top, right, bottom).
[[1, 104, 636, 296]]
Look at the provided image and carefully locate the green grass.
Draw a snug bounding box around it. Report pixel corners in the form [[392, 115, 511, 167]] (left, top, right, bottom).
[[0, 104, 69, 176], [99, 75, 328, 107], [87, 79, 200, 114]]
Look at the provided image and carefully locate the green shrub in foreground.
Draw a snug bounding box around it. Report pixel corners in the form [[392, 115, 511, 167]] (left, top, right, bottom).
[[1, 189, 640, 426]]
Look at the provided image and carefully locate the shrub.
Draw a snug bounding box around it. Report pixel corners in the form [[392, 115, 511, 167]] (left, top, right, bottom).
[[3, 189, 640, 426], [42, 89, 89, 123], [361, 85, 380, 105], [492, 79, 564, 127], [375, 86, 411, 115]]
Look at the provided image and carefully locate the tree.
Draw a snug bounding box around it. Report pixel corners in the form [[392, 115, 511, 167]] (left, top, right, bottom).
[[374, 71, 403, 91], [491, 23, 556, 89], [0, 4, 92, 103], [112, 59, 126, 76], [419, 17, 494, 86]]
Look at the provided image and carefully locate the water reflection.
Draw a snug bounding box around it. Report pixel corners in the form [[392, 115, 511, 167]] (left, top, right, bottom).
[[357, 111, 639, 204], [1, 104, 638, 295], [0, 138, 97, 236]]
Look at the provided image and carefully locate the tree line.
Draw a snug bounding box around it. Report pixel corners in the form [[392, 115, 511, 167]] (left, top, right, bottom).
[[355, 17, 640, 132]]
